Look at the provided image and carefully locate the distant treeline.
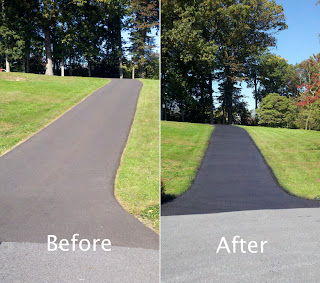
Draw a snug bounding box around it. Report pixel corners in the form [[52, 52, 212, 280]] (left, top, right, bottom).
[[0, 0, 159, 79]]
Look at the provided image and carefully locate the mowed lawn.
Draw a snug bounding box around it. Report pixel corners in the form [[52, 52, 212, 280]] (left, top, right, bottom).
[[115, 79, 159, 232], [241, 126, 320, 199], [0, 72, 109, 156], [161, 121, 213, 198]]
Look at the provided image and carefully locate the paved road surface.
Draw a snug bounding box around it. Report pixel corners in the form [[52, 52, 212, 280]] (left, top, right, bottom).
[[0, 79, 158, 282], [161, 125, 320, 282], [162, 208, 320, 282], [162, 125, 320, 216]]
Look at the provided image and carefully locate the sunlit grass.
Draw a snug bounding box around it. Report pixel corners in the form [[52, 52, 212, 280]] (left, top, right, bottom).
[[240, 126, 320, 199], [115, 79, 159, 232], [161, 121, 213, 198], [0, 72, 109, 155]]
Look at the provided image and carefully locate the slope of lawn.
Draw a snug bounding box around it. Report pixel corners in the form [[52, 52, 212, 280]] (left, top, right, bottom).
[[115, 79, 159, 232], [240, 126, 320, 199], [0, 72, 109, 156], [161, 121, 213, 199]]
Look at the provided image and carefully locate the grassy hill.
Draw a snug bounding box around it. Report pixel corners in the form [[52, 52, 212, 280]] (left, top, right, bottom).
[[161, 121, 213, 199], [241, 126, 320, 199], [0, 72, 109, 156], [115, 79, 160, 232]]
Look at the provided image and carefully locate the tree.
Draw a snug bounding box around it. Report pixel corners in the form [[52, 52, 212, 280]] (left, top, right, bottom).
[[258, 53, 298, 98], [296, 54, 320, 130], [0, 0, 158, 78], [129, 0, 159, 78], [257, 93, 296, 128], [297, 54, 320, 105], [214, 0, 287, 124], [161, 0, 216, 123], [161, 0, 287, 124], [0, 0, 25, 72], [245, 55, 261, 109], [102, 0, 127, 78]]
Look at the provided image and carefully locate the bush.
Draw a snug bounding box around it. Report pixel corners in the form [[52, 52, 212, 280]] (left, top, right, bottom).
[[257, 93, 296, 128]]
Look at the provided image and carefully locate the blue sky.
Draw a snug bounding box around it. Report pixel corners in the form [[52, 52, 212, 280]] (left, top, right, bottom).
[[121, 2, 320, 112], [224, 0, 320, 110]]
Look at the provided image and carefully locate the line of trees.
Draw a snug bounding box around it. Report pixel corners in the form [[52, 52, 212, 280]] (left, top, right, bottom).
[[0, 0, 159, 78], [257, 53, 320, 131], [161, 0, 320, 131], [162, 0, 287, 124]]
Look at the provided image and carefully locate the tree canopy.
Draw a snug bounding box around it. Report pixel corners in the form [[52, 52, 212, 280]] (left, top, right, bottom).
[[0, 0, 159, 78], [162, 0, 287, 124]]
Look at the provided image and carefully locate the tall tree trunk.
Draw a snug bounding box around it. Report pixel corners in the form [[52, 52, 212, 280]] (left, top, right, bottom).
[[22, 58, 26, 72], [118, 32, 123, 79], [119, 53, 123, 79], [139, 55, 145, 78], [61, 52, 65, 77], [254, 74, 258, 109], [200, 80, 205, 120], [222, 104, 225, 125], [132, 64, 135, 79], [44, 27, 53, 75], [5, 50, 10, 72], [138, 29, 147, 78], [225, 67, 233, 125], [305, 114, 310, 130], [227, 95, 232, 124], [69, 50, 72, 76], [181, 107, 185, 122], [305, 107, 312, 130], [164, 103, 167, 121], [209, 73, 214, 125], [2, 0, 9, 72], [304, 111, 311, 130], [88, 59, 91, 77], [26, 49, 30, 73]]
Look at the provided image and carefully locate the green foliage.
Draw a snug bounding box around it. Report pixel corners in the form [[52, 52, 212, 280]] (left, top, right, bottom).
[[257, 93, 296, 128], [140, 204, 159, 230], [0, 0, 159, 78], [144, 52, 159, 79], [253, 52, 320, 131], [129, 0, 159, 78], [296, 100, 320, 131], [0, 0, 26, 67], [162, 0, 287, 124], [162, 0, 217, 123], [258, 52, 299, 99], [0, 25, 25, 62]]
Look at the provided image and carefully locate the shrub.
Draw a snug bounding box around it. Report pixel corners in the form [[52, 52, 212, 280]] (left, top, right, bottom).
[[257, 93, 296, 128]]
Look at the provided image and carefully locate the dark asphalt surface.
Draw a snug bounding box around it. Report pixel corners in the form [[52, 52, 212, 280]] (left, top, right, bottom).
[[0, 79, 158, 250], [162, 124, 320, 216]]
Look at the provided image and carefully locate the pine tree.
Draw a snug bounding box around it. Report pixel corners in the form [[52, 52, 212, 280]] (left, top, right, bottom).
[[129, 0, 158, 78]]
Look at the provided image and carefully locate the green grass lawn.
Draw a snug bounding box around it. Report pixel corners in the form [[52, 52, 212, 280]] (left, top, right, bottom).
[[240, 126, 320, 199], [161, 121, 213, 198], [115, 79, 159, 232], [0, 72, 109, 156]]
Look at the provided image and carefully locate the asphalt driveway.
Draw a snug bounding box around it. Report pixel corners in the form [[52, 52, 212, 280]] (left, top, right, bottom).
[[0, 79, 158, 282], [162, 125, 320, 216], [161, 124, 320, 282]]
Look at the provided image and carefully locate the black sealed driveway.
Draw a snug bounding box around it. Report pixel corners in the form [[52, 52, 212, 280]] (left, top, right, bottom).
[[162, 124, 320, 216]]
